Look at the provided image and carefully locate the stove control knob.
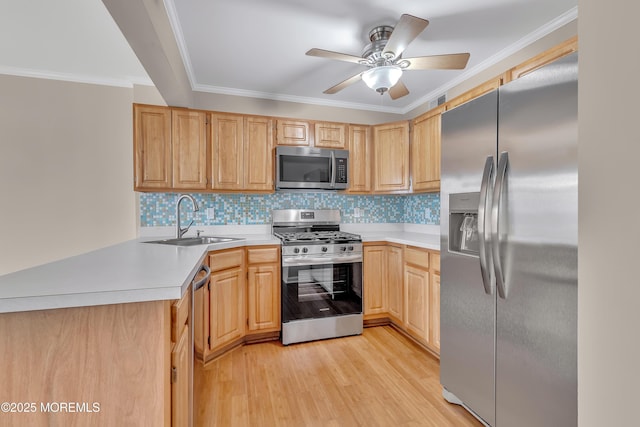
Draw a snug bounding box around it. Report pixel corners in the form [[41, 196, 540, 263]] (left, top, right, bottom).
[[302, 247, 309, 253], [340, 246, 347, 252], [293, 248, 300, 254], [348, 246, 354, 251], [321, 246, 328, 252]]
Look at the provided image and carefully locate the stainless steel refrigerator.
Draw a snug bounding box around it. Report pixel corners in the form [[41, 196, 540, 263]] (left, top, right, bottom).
[[440, 52, 577, 427]]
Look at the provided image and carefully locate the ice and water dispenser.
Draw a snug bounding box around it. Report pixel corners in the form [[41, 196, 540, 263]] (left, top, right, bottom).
[[449, 192, 480, 256]]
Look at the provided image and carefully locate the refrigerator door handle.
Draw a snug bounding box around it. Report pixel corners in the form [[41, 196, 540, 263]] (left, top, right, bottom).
[[478, 155, 494, 295], [492, 151, 509, 299]]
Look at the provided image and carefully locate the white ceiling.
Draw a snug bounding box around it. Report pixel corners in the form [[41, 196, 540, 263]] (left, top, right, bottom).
[[0, 0, 150, 87], [0, 0, 577, 114]]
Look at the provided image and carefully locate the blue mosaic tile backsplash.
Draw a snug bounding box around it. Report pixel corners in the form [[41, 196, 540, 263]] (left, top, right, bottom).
[[139, 192, 440, 227]]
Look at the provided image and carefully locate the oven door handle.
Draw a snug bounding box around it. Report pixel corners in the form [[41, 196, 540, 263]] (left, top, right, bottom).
[[282, 255, 363, 267]]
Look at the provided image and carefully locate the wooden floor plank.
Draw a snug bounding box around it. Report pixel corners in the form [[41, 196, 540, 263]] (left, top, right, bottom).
[[195, 326, 482, 427]]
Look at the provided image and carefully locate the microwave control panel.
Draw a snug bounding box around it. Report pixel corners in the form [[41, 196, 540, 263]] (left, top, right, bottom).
[[336, 158, 348, 183]]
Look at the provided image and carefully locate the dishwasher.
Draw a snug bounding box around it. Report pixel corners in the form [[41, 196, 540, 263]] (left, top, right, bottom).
[[189, 264, 210, 427]]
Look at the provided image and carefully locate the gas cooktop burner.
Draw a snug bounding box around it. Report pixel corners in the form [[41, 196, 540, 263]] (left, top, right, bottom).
[[274, 230, 362, 244]]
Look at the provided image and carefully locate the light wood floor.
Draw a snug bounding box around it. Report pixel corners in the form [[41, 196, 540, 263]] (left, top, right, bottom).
[[194, 326, 482, 427]]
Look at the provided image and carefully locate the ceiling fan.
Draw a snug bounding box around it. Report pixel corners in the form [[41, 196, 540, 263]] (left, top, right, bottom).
[[306, 14, 470, 100]]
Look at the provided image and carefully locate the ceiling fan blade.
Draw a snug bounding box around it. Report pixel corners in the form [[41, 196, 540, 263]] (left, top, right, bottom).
[[388, 80, 410, 100], [382, 14, 429, 59], [402, 53, 471, 70], [306, 48, 365, 64], [323, 73, 363, 94]]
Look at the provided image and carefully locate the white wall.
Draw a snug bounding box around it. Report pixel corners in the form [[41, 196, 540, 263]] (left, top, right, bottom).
[[578, 1, 640, 425], [0, 76, 138, 275]]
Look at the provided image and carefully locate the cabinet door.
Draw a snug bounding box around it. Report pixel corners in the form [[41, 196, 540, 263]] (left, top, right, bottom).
[[508, 35, 577, 81], [209, 267, 245, 350], [247, 263, 280, 332], [211, 114, 244, 190], [347, 125, 371, 193], [446, 78, 502, 110], [172, 109, 208, 190], [372, 122, 410, 193], [171, 324, 190, 427], [134, 105, 172, 190], [276, 120, 311, 146], [314, 122, 346, 149], [244, 116, 274, 191], [430, 273, 441, 353], [404, 264, 430, 343], [387, 245, 404, 323], [363, 245, 387, 317], [411, 110, 441, 192]]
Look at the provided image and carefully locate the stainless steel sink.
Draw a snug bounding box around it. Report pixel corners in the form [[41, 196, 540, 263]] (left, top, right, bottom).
[[144, 236, 244, 246]]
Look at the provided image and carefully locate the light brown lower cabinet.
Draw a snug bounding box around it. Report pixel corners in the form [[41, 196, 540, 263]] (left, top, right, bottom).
[[363, 242, 440, 355], [246, 246, 281, 333], [430, 272, 441, 352], [195, 245, 281, 364], [429, 252, 441, 352], [363, 245, 388, 318], [404, 263, 430, 342], [209, 263, 245, 349], [171, 286, 191, 427], [0, 289, 192, 426], [386, 244, 404, 323]]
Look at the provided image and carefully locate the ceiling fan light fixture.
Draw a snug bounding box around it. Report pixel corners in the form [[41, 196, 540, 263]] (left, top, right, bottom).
[[362, 66, 402, 94]]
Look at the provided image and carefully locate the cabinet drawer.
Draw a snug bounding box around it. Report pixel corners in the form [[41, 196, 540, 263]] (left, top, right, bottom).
[[404, 246, 429, 269], [430, 252, 440, 274], [209, 248, 244, 272], [247, 246, 280, 264], [172, 288, 190, 343]]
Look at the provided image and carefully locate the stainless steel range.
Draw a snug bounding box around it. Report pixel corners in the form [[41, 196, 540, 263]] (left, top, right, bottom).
[[272, 209, 363, 345]]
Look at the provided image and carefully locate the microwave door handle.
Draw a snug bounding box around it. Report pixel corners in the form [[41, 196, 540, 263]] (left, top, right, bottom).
[[330, 151, 336, 188]]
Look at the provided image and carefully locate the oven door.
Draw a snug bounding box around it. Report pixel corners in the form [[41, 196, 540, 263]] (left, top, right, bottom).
[[281, 259, 363, 323]]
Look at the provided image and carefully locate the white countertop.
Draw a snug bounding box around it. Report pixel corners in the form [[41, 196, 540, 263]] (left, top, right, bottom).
[[0, 224, 439, 314], [358, 231, 440, 250], [0, 234, 278, 314]]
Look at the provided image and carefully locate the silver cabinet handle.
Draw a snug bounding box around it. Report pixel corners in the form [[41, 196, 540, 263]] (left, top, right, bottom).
[[478, 156, 494, 295], [491, 151, 509, 299]]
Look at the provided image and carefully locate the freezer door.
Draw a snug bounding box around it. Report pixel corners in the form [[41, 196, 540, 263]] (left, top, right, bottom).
[[495, 52, 577, 427], [440, 90, 497, 427]]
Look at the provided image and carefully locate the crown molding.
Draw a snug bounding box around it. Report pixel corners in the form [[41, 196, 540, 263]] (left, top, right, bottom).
[[0, 65, 153, 88], [155, 3, 578, 115]]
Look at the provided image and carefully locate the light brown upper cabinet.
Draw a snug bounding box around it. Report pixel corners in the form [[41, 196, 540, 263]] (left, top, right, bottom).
[[347, 125, 371, 193], [211, 113, 274, 192], [172, 109, 208, 190], [445, 77, 503, 111], [134, 104, 208, 191], [314, 122, 346, 149], [211, 114, 243, 190], [276, 119, 312, 146], [134, 104, 172, 190], [372, 121, 410, 193], [411, 106, 443, 193], [508, 36, 577, 82], [244, 116, 275, 191]]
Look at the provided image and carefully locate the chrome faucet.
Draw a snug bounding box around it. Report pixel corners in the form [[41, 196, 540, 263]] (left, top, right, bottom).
[[176, 194, 199, 238]]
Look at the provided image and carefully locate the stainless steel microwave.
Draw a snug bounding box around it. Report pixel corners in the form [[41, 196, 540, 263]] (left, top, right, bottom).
[[275, 146, 349, 190]]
